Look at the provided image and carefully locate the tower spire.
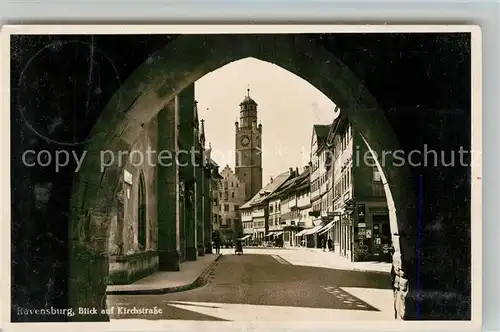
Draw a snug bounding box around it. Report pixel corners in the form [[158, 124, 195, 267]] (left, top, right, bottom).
[[247, 85, 250, 97], [200, 118, 206, 147]]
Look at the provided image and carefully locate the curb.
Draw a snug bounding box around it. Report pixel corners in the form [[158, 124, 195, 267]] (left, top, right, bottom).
[[106, 254, 222, 295], [334, 266, 391, 275]]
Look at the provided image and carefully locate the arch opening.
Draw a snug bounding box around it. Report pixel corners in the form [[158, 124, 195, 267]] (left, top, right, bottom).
[[69, 34, 418, 321]]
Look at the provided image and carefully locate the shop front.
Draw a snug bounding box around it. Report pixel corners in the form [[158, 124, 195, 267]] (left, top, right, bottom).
[[353, 203, 391, 262]]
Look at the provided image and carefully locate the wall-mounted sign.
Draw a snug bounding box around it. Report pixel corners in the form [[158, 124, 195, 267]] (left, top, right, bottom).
[[358, 229, 366, 237], [358, 223, 366, 228], [366, 229, 372, 238], [124, 170, 133, 185], [357, 204, 365, 221]]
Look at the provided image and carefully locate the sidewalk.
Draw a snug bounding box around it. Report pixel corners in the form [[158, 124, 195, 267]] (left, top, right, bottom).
[[106, 253, 220, 295], [234, 247, 391, 274], [286, 247, 392, 274]]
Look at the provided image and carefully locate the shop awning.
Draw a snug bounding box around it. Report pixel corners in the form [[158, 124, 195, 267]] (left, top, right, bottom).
[[295, 229, 309, 237], [274, 231, 283, 236], [265, 232, 276, 237], [239, 235, 251, 240], [302, 225, 323, 236], [318, 221, 334, 235]]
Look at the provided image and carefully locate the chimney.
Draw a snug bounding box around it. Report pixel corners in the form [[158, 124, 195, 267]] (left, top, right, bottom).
[[308, 161, 312, 167], [296, 167, 299, 175], [270, 176, 273, 183], [289, 167, 293, 175]]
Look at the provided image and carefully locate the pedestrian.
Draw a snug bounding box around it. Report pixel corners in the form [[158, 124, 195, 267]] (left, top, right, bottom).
[[327, 237, 333, 252], [214, 235, 221, 255], [321, 238, 326, 252]]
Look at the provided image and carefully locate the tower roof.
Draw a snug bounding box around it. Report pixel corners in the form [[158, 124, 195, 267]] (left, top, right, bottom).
[[239, 88, 258, 107]]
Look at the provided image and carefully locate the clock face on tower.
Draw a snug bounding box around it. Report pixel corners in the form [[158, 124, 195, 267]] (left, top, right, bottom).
[[241, 135, 250, 147]]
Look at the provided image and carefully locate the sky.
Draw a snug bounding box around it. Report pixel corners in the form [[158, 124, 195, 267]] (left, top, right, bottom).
[[195, 57, 337, 183]]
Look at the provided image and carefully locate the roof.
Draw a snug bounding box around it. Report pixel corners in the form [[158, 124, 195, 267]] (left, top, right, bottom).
[[240, 95, 258, 106], [268, 167, 311, 199], [316, 116, 341, 152], [240, 171, 291, 209], [313, 124, 331, 143]]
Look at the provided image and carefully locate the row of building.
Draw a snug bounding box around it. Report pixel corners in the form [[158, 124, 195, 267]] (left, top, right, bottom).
[[212, 103, 392, 262]]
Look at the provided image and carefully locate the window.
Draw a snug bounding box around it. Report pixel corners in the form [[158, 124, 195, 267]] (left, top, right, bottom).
[[235, 204, 239, 211], [224, 191, 228, 200], [137, 172, 147, 250], [232, 192, 235, 199], [231, 182, 234, 187], [224, 204, 229, 212]]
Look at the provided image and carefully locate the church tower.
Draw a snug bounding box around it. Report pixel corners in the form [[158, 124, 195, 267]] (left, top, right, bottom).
[[235, 88, 263, 201]]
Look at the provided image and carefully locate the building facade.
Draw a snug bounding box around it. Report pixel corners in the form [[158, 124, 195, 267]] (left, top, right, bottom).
[[213, 165, 246, 241], [295, 124, 334, 248], [327, 111, 390, 262], [270, 167, 310, 247], [234, 89, 263, 202], [107, 117, 159, 284], [107, 84, 219, 284], [239, 171, 291, 245]]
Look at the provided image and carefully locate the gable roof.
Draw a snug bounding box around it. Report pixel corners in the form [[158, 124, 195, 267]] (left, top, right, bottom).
[[316, 116, 343, 153], [269, 167, 311, 199], [240, 171, 291, 209], [313, 124, 331, 143]]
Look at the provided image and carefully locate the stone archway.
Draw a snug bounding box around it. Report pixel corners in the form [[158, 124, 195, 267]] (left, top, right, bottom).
[[68, 34, 417, 321]]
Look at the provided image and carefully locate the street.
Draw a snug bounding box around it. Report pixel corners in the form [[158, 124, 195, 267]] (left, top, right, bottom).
[[107, 250, 395, 321]]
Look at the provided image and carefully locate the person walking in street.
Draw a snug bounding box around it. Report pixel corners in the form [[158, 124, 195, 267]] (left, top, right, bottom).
[[321, 238, 326, 252], [214, 235, 221, 255], [327, 237, 333, 252]]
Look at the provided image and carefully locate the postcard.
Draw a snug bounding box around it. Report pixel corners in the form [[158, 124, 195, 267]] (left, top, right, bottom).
[[1, 24, 482, 331]]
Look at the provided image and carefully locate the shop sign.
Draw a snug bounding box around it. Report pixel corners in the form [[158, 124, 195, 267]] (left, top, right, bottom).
[[357, 204, 365, 221], [366, 229, 372, 238], [382, 244, 390, 253], [358, 229, 366, 237], [358, 223, 366, 228]]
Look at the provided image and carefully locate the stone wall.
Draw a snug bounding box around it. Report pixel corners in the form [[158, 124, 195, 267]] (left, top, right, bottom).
[[107, 116, 159, 284]]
